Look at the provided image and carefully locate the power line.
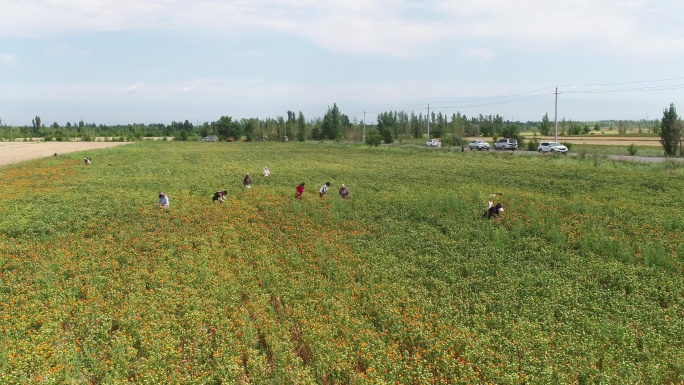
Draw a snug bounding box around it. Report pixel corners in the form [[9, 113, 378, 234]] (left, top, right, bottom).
[[357, 76, 684, 120], [556, 77, 684, 88], [563, 84, 684, 94]]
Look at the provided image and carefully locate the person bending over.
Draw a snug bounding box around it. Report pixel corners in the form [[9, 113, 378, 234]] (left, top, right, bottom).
[[339, 184, 350, 199], [213, 190, 228, 203], [319, 182, 331, 197]]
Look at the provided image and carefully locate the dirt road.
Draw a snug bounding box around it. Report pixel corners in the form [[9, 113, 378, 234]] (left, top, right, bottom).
[[0, 142, 133, 166]]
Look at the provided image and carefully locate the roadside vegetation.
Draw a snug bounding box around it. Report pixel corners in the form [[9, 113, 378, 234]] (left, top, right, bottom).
[[1, 141, 682, 384]]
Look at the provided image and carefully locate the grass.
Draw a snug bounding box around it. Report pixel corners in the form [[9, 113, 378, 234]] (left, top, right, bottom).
[[0, 141, 683, 384], [567, 143, 666, 157]]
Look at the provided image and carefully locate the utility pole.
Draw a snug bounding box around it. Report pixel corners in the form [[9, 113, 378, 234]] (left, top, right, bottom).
[[363, 110, 366, 143], [427, 104, 430, 140], [554, 88, 559, 142]]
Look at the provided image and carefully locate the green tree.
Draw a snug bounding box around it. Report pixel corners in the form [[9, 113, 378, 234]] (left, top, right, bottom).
[[479, 114, 493, 137], [321, 103, 343, 140], [660, 103, 681, 156], [376, 111, 397, 144], [243, 118, 257, 141], [296, 111, 306, 142], [286, 111, 296, 141], [500, 124, 521, 141], [410, 112, 422, 139], [31, 115, 41, 137], [216, 116, 240, 140]]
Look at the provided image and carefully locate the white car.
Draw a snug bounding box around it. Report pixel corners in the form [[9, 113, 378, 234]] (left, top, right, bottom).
[[538, 142, 568, 154], [494, 138, 518, 150], [426, 138, 441, 148], [469, 140, 490, 150]]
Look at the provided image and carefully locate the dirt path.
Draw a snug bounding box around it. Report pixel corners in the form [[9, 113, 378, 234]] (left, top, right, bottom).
[[0, 142, 133, 166]]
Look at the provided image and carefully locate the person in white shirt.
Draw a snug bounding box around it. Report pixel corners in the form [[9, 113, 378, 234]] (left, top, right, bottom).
[[158, 192, 169, 209], [263, 167, 270, 177], [319, 182, 331, 197]]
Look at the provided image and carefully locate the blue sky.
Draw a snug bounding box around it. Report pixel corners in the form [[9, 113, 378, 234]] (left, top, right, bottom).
[[1, 0, 683, 126]]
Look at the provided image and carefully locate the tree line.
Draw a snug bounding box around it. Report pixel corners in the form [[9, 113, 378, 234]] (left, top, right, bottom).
[[1, 103, 681, 155]]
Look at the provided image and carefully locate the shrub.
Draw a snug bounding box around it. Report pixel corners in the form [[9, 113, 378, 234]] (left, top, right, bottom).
[[627, 143, 638, 156], [594, 154, 604, 167], [366, 130, 382, 147], [561, 142, 573, 151], [443, 133, 465, 147]]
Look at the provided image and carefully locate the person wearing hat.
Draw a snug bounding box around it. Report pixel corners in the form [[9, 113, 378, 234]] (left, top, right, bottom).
[[158, 192, 170, 209], [319, 182, 331, 197], [339, 184, 350, 199], [243, 173, 252, 188], [296, 182, 305, 200]]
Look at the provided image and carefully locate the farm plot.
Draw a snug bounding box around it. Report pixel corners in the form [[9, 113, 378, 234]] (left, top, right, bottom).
[[0, 141, 682, 384]]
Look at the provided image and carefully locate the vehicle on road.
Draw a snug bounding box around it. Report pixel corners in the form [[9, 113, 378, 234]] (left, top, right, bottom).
[[426, 138, 442, 148], [538, 142, 568, 154], [469, 140, 490, 151], [494, 138, 518, 151]]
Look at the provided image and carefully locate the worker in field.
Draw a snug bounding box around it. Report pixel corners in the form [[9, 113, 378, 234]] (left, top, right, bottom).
[[263, 167, 270, 177], [158, 192, 170, 210], [212, 190, 228, 203], [484, 193, 504, 220], [296, 182, 305, 199], [319, 182, 331, 197], [243, 173, 252, 188], [339, 184, 350, 199]]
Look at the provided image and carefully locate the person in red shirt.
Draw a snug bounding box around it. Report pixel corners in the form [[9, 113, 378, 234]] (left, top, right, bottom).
[[296, 182, 305, 199]]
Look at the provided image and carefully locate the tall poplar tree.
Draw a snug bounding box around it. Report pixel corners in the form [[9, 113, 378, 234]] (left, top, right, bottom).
[[538, 113, 551, 136], [660, 103, 681, 156], [321, 103, 342, 140], [296, 111, 306, 142]]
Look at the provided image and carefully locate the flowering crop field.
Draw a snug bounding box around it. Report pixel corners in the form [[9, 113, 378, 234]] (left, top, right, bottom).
[[1, 141, 683, 384]]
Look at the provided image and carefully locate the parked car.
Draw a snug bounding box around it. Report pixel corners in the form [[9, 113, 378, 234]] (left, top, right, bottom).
[[494, 138, 518, 150], [469, 140, 490, 151], [538, 142, 568, 154], [201, 135, 218, 142], [426, 138, 442, 148]]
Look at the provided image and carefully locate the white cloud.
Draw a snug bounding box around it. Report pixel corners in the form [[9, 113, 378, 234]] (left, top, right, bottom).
[[2, 0, 683, 58], [0, 54, 17, 64], [125, 83, 144, 92]]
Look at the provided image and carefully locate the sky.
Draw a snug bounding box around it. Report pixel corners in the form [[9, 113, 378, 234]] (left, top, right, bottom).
[[1, 0, 684, 126]]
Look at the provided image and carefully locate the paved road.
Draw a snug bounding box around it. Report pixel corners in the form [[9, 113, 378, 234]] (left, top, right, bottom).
[[480, 149, 684, 163]]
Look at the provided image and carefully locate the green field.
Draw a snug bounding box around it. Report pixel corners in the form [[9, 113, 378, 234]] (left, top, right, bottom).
[[1, 141, 683, 384]]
